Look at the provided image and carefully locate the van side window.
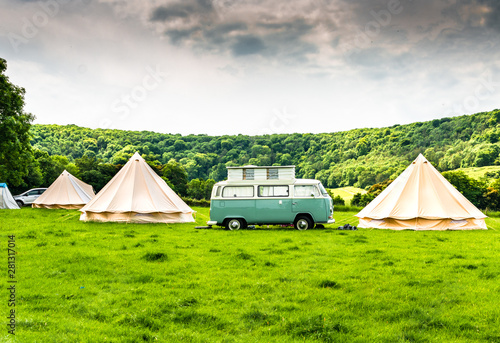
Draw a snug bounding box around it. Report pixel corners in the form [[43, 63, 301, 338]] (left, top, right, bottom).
[[267, 168, 279, 180], [294, 185, 320, 197], [258, 186, 289, 197], [222, 186, 254, 198]]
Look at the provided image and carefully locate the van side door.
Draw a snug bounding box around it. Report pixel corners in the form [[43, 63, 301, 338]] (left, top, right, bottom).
[[255, 185, 292, 224]]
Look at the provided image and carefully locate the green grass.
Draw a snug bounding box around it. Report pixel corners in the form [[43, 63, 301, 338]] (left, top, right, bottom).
[[329, 187, 367, 206], [458, 165, 500, 181], [2, 207, 500, 342]]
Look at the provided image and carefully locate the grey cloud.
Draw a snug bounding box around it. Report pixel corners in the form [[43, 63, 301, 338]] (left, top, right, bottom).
[[338, 0, 500, 70], [147, 0, 499, 70], [440, 0, 500, 32], [205, 22, 248, 39], [472, 0, 500, 30], [344, 0, 499, 39], [166, 27, 201, 44], [196, 0, 214, 11], [151, 5, 193, 21], [147, 2, 325, 63], [231, 35, 265, 56], [150, 0, 213, 22], [256, 19, 314, 36]]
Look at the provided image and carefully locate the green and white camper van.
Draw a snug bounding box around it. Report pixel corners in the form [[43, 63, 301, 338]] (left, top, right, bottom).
[[207, 165, 335, 230]]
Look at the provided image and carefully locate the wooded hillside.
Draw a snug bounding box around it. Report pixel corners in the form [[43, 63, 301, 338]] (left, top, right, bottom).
[[29, 109, 500, 191]]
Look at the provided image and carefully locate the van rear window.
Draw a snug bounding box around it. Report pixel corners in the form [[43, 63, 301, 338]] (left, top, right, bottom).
[[222, 186, 254, 198], [258, 186, 289, 197]]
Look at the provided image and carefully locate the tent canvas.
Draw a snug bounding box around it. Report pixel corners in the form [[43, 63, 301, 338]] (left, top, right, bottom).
[[356, 154, 487, 230], [33, 170, 95, 209], [0, 183, 20, 209], [80, 152, 195, 223]]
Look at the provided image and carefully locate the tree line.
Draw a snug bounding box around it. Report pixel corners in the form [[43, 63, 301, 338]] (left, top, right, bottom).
[[14, 149, 215, 203], [20, 109, 500, 198]]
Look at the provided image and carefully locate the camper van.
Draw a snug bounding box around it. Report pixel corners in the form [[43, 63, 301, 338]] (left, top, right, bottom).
[[207, 166, 334, 230]]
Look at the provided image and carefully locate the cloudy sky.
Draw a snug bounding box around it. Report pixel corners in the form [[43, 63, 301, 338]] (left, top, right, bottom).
[[1, 0, 499, 136]]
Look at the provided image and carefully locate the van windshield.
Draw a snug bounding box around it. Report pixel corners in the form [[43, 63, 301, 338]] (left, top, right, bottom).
[[294, 185, 320, 197], [318, 183, 328, 196]]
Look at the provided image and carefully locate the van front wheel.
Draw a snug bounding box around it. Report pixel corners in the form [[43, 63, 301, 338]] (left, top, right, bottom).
[[294, 216, 312, 230], [226, 218, 245, 230]]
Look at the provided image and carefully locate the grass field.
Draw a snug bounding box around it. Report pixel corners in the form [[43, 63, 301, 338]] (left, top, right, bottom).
[[328, 187, 367, 206], [458, 165, 500, 181], [2, 207, 500, 342]]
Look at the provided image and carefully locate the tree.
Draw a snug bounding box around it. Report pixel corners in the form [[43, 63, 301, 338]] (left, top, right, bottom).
[[173, 139, 187, 151], [162, 159, 188, 196], [442, 171, 487, 209], [0, 58, 35, 187], [34, 150, 77, 186], [483, 187, 500, 211], [366, 179, 393, 196], [351, 192, 375, 207], [187, 178, 215, 200]]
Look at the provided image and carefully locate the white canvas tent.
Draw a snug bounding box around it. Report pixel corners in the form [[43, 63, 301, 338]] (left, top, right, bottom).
[[0, 183, 20, 209], [356, 154, 487, 230], [33, 170, 95, 209], [80, 152, 195, 223]]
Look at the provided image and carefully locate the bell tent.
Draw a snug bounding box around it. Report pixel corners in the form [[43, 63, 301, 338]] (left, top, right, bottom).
[[33, 170, 95, 209], [356, 154, 487, 230], [0, 183, 20, 209], [80, 152, 195, 223]]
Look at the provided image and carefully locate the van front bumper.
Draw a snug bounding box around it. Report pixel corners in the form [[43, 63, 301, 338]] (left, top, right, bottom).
[[207, 221, 218, 226], [327, 219, 336, 224]]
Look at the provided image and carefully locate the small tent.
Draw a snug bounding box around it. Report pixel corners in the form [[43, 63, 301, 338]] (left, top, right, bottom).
[[80, 152, 195, 223], [0, 183, 20, 209], [356, 154, 487, 230], [33, 170, 95, 209]]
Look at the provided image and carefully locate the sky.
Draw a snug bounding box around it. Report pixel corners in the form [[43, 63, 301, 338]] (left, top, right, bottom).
[[1, 0, 500, 136]]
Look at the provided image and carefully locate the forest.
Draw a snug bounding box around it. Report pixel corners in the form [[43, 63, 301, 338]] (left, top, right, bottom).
[[10, 109, 500, 208]]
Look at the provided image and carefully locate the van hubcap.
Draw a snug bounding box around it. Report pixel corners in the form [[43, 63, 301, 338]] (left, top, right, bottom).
[[297, 219, 309, 230], [229, 220, 241, 230]]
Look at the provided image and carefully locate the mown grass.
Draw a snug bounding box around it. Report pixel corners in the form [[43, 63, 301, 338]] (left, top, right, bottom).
[[1, 208, 499, 342], [458, 165, 500, 181], [329, 187, 367, 206]]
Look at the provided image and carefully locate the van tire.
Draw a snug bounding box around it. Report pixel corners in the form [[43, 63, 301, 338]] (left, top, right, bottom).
[[16, 201, 23, 208], [294, 216, 312, 230], [226, 218, 245, 230]]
